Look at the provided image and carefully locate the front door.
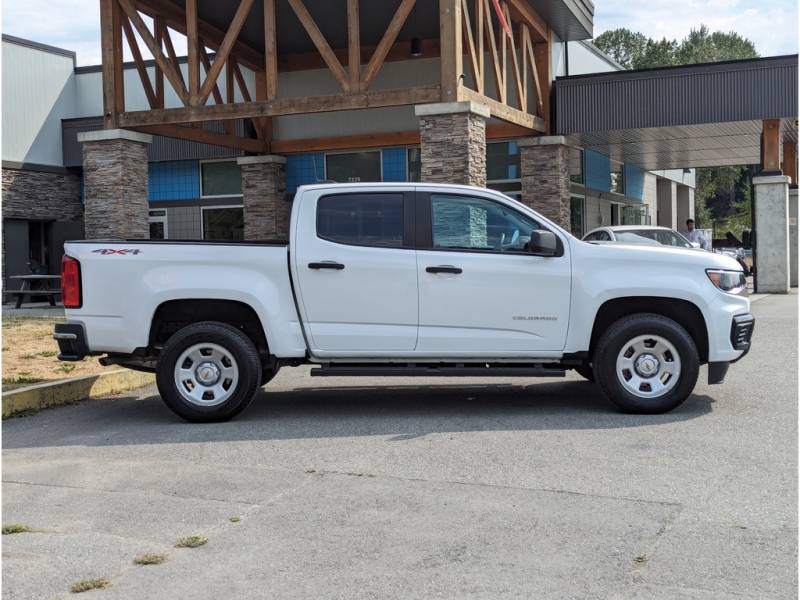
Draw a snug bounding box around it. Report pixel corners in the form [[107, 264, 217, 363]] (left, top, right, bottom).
[[415, 192, 571, 354], [293, 190, 418, 353]]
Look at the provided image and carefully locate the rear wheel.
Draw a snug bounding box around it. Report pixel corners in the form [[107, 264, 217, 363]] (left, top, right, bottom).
[[156, 321, 261, 422], [593, 313, 699, 414]]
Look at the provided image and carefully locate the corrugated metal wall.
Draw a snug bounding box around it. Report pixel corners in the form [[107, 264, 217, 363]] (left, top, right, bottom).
[[555, 56, 798, 134]]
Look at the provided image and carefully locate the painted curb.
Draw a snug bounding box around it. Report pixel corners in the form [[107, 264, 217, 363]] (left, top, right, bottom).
[[3, 370, 154, 418]]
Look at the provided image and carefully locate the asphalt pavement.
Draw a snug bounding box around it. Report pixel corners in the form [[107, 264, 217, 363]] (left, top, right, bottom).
[[2, 293, 797, 599]]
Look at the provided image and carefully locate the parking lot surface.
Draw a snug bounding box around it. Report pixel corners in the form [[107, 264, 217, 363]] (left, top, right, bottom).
[[3, 293, 797, 599]]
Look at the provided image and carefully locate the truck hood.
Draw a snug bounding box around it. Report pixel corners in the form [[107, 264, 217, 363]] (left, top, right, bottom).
[[574, 239, 743, 271]]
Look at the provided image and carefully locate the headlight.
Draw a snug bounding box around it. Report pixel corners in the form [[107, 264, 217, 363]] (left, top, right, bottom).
[[706, 269, 747, 295]]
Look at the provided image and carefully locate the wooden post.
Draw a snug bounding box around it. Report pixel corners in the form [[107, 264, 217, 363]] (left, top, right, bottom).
[[347, 0, 360, 92], [186, 0, 200, 105], [264, 0, 278, 100], [154, 16, 165, 108], [783, 141, 797, 185], [100, 0, 124, 127], [762, 119, 782, 173], [439, 0, 462, 102], [533, 28, 551, 132]]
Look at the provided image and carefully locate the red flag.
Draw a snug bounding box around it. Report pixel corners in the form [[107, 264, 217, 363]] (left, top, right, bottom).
[[491, 0, 513, 38]]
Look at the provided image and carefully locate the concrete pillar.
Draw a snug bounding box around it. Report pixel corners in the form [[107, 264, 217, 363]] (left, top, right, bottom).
[[237, 155, 288, 240], [657, 178, 677, 229], [753, 175, 791, 293], [78, 129, 152, 239], [676, 184, 693, 226], [789, 187, 798, 288], [518, 136, 571, 230], [414, 101, 489, 187]]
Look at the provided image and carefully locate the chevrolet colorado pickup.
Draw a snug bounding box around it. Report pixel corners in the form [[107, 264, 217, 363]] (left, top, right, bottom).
[[55, 183, 754, 422]]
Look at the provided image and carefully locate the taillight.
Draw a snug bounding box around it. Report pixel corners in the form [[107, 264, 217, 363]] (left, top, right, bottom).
[[61, 255, 82, 308]]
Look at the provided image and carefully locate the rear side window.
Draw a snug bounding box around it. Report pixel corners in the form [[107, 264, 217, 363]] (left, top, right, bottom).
[[317, 193, 404, 248]]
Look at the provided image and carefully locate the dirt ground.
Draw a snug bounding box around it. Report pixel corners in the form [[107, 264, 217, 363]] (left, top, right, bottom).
[[2, 317, 111, 390]]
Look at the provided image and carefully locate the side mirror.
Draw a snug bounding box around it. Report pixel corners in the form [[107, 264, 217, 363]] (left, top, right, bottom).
[[529, 230, 558, 256]]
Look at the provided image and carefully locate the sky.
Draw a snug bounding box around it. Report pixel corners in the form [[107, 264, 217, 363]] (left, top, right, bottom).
[[1, 0, 798, 66]]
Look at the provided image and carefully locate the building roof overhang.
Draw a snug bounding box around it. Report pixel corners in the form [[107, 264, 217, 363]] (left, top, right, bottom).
[[554, 55, 798, 170]]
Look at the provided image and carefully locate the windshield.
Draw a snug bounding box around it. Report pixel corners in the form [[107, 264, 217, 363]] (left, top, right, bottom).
[[615, 229, 692, 248]]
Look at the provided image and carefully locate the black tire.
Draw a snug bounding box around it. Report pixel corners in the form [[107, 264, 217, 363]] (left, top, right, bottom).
[[574, 365, 595, 382], [593, 313, 699, 414], [156, 321, 261, 422]]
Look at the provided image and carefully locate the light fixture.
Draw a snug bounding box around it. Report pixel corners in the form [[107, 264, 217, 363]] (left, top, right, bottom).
[[410, 36, 423, 57]]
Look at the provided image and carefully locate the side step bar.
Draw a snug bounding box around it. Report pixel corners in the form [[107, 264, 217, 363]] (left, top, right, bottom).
[[310, 363, 566, 378]]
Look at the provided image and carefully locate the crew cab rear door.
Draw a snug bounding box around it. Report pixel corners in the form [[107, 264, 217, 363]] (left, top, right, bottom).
[[414, 191, 571, 354], [292, 187, 418, 353]]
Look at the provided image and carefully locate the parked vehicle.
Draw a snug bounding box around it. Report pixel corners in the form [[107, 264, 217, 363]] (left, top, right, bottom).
[[55, 183, 754, 422], [583, 225, 695, 248], [584, 225, 751, 275]]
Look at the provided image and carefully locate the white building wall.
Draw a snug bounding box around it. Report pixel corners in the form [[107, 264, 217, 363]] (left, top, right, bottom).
[[2, 39, 77, 167]]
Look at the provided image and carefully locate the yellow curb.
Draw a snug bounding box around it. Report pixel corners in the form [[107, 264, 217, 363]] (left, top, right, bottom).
[[2, 370, 154, 418]]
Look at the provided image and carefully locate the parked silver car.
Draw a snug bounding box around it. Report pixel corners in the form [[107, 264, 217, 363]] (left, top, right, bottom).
[[582, 226, 695, 248]]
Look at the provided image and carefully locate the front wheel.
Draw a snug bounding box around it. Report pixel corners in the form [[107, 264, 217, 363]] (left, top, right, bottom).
[[593, 313, 699, 414], [156, 321, 261, 422]]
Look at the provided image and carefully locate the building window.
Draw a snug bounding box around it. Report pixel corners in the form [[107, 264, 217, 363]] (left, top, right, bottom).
[[148, 209, 168, 239], [202, 206, 243, 240], [325, 151, 381, 183], [570, 195, 585, 237], [569, 148, 584, 184], [407, 147, 421, 182], [317, 193, 404, 248], [610, 160, 624, 194], [486, 141, 521, 199], [200, 160, 242, 197]]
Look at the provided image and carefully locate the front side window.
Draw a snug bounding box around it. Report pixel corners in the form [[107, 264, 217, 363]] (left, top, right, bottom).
[[201, 161, 242, 197], [585, 230, 611, 242], [430, 194, 540, 253], [325, 151, 381, 183], [317, 193, 404, 248], [203, 207, 243, 240]]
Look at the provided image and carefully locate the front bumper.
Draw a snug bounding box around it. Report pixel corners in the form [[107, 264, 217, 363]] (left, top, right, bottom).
[[53, 323, 89, 361], [708, 312, 754, 384]]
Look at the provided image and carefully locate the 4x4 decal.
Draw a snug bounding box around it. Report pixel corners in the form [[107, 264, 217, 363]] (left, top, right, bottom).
[[91, 249, 142, 255]]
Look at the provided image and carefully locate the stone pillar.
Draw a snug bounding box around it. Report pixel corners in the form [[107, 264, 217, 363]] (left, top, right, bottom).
[[518, 136, 571, 230], [657, 178, 677, 229], [789, 187, 798, 288], [753, 175, 791, 293], [414, 101, 489, 187], [237, 155, 287, 240], [78, 129, 152, 239]]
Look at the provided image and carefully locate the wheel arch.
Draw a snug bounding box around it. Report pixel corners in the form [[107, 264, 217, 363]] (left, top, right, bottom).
[[588, 297, 709, 363]]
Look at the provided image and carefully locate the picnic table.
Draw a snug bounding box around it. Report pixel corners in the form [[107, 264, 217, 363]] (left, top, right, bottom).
[[8, 275, 62, 308]]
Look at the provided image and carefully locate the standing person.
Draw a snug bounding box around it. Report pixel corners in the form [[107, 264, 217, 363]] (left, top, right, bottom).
[[683, 219, 709, 249]]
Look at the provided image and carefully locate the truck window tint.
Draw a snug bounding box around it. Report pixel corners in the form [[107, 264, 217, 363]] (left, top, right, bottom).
[[431, 194, 540, 253], [317, 194, 404, 247]]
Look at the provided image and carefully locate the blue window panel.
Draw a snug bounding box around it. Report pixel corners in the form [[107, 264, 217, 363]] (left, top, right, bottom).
[[286, 153, 324, 193], [584, 149, 610, 193], [381, 148, 406, 182], [148, 160, 200, 201], [624, 163, 645, 202]]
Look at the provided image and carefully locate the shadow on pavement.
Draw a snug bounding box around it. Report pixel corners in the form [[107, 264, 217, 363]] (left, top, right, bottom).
[[3, 378, 714, 449]]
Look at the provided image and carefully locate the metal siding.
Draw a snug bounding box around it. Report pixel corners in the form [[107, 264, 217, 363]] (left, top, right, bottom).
[[555, 56, 798, 134], [62, 118, 243, 167]]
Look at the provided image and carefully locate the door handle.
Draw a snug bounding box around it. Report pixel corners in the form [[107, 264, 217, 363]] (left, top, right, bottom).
[[426, 265, 462, 274], [308, 261, 345, 270]]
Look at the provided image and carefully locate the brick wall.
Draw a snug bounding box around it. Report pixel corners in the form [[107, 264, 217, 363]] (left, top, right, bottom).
[[2, 167, 83, 222], [520, 142, 571, 230], [239, 157, 288, 240], [418, 111, 486, 187]]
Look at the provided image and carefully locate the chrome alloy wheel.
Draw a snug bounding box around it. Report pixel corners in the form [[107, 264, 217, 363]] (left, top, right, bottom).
[[615, 334, 681, 399], [173, 343, 239, 407]]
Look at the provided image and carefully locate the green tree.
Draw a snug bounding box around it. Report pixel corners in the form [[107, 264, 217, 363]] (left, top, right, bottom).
[[594, 26, 760, 234]]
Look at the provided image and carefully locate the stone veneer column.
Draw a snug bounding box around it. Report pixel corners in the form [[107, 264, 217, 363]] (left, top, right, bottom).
[[78, 129, 152, 239], [414, 101, 490, 187], [753, 175, 791, 293], [237, 155, 287, 240], [518, 136, 571, 230]]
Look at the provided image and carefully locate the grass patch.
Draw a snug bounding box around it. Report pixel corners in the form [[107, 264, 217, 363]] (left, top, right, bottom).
[[70, 578, 110, 593], [229, 516, 241, 523], [175, 535, 207, 548], [6, 407, 40, 419], [3, 374, 44, 386], [133, 553, 166, 565], [58, 363, 76, 374], [2, 523, 31, 535], [39, 350, 57, 358]]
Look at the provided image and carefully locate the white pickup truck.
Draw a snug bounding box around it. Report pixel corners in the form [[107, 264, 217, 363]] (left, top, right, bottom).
[[55, 183, 754, 422]]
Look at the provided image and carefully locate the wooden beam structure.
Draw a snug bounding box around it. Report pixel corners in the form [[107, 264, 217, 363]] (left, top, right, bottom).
[[99, 0, 552, 151], [783, 141, 798, 185], [762, 119, 782, 173]]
